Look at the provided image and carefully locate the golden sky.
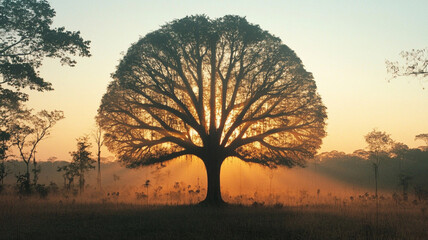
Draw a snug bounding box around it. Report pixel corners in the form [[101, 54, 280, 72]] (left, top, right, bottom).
[[22, 0, 428, 161]]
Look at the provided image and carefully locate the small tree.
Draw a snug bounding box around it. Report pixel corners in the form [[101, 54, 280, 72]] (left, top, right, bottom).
[[365, 129, 394, 198], [9, 110, 64, 192], [69, 137, 95, 194], [57, 164, 78, 190]]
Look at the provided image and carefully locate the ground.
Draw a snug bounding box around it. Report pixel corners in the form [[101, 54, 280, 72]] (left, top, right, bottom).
[[1, 196, 427, 240]]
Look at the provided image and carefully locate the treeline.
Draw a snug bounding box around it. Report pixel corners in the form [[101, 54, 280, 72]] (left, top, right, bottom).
[[1, 160, 116, 186], [2, 148, 428, 198], [0, 159, 121, 198], [313, 148, 428, 197]]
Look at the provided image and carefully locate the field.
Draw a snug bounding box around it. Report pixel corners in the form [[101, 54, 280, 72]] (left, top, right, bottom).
[[1, 196, 427, 240]]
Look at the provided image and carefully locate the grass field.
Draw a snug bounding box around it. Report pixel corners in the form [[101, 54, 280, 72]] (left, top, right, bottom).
[[1, 196, 427, 240]]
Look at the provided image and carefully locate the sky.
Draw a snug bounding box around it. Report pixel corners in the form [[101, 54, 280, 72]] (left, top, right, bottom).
[[23, 0, 428, 161]]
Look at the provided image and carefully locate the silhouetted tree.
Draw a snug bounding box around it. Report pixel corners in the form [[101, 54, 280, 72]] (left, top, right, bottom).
[[0, 0, 91, 108], [57, 164, 78, 190], [391, 142, 409, 169], [386, 48, 427, 86], [98, 15, 327, 205], [31, 151, 41, 185], [415, 133, 428, 147], [144, 179, 150, 205], [0, 131, 10, 160], [365, 129, 394, 198], [9, 110, 64, 192], [398, 173, 412, 201], [415, 133, 428, 166], [69, 137, 95, 194], [391, 143, 411, 200], [92, 125, 105, 190], [0, 0, 90, 173]]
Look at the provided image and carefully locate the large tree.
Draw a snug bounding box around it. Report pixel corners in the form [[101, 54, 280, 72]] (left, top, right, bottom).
[[98, 15, 327, 205], [0, 0, 91, 109]]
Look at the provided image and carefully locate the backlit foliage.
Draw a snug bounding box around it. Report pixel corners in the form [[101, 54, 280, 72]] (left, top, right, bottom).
[[98, 15, 326, 168]]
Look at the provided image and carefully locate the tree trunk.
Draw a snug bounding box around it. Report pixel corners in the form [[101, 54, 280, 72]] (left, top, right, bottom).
[[79, 175, 84, 194], [23, 161, 30, 193], [33, 160, 38, 185], [374, 163, 378, 198], [25, 161, 30, 186], [200, 156, 226, 206], [32, 154, 39, 185], [97, 150, 101, 190]]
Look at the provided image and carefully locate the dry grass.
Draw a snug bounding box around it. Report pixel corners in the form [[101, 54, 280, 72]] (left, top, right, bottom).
[[1, 195, 427, 240]]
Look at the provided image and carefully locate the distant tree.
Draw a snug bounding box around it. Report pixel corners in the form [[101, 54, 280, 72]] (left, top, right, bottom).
[[69, 137, 95, 194], [97, 15, 327, 205], [415, 133, 428, 165], [0, 0, 91, 108], [92, 124, 105, 191], [365, 129, 394, 198], [386, 48, 428, 87], [352, 149, 370, 159], [9, 110, 64, 192], [46, 156, 57, 162], [57, 164, 78, 190], [113, 174, 120, 182], [144, 179, 150, 205], [415, 133, 428, 147], [391, 142, 411, 200], [398, 173, 412, 201], [391, 142, 409, 172]]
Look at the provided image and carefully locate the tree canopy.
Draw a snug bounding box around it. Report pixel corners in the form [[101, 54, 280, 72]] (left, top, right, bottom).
[[98, 15, 327, 204], [415, 133, 428, 146], [365, 129, 394, 197], [386, 48, 428, 82], [9, 109, 64, 188], [69, 136, 95, 193], [0, 0, 91, 107], [365, 129, 394, 155]]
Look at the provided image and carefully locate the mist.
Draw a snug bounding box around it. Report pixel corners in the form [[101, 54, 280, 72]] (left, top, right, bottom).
[[3, 147, 427, 205]]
